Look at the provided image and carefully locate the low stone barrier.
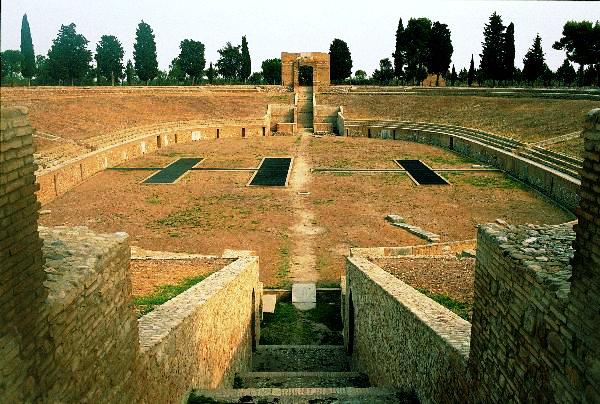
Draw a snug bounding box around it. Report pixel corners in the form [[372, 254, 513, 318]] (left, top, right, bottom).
[[340, 119, 580, 211], [137, 256, 262, 403], [350, 239, 476, 257], [344, 256, 471, 403], [36, 119, 269, 205]]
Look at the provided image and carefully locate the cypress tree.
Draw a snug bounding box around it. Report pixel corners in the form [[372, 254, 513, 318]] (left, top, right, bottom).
[[20, 14, 35, 85], [207, 62, 215, 84], [468, 54, 475, 86], [393, 18, 405, 80], [479, 12, 505, 86], [502, 22, 515, 83], [450, 65, 457, 86], [133, 21, 158, 85], [329, 38, 353, 82], [240, 36, 251, 82], [523, 34, 546, 85], [125, 59, 135, 85]]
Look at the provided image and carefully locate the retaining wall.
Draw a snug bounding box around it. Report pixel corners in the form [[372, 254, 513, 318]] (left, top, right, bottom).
[[350, 239, 476, 258], [39, 226, 138, 403], [36, 119, 269, 205], [341, 120, 580, 211], [344, 256, 471, 403], [138, 256, 262, 403]]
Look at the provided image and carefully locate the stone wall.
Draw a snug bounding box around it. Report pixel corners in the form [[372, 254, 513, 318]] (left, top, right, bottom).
[[0, 107, 48, 402], [567, 108, 600, 402], [341, 120, 579, 211], [344, 256, 471, 403], [281, 52, 330, 89], [350, 239, 476, 258], [138, 256, 261, 403], [36, 119, 269, 205], [39, 226, 139, 403]]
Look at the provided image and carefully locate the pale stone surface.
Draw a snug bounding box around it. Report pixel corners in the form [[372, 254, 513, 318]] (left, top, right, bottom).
[[292, 283, 317, 311], [262, 294, 277, 314]]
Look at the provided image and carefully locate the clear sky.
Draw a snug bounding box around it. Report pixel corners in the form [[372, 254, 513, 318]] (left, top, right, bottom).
[[1, 0, 597, 75]]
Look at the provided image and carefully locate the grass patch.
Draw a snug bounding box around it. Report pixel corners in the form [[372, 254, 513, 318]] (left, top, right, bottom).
[[417, 287, 470, 321], [274, 235, 291, 288], [316, 280, 341, 288], [134, 274, 211, 317], [145, 195, 161, 204], [260, 292, 343, 345], [312, 198, 335, 205], [426, 154, 473, 166], [456, 174, 525, 189], [294, 135, 302, 145]]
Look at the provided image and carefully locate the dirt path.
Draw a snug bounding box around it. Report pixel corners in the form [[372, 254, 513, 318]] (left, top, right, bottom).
[[288, 134, 323, 282]]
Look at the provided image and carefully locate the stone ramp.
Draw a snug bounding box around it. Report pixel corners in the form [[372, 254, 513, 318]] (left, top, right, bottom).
[[236, 371, 370, 388], [252, 345, 350, 372], [189, 387, 413, 403]]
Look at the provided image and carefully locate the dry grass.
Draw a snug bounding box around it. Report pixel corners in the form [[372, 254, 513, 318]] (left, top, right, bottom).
[[322, 93, 596, 145]]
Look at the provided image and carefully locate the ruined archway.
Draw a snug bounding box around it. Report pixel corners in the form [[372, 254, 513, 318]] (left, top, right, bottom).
[[281, 52, 330, 90]]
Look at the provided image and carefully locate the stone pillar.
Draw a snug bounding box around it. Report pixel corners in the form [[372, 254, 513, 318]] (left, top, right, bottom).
[[568, 108, 600, 402], [0, 107, 48, 402]]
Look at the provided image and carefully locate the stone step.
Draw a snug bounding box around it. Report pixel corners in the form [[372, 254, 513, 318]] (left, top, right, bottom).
[[252, 345, 350, 372], [189, 387, 415, 404], [235, 371, 370, 388]]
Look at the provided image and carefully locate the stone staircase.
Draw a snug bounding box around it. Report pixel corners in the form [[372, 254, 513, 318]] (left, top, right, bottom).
[[189, 345, 415, 403], [347, 119, 583, 180], [297, 87, 314, 133]]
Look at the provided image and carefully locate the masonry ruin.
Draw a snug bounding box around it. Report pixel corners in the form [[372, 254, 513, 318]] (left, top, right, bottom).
[[1, 93, 599, 402], [281, 52, 330, 90]]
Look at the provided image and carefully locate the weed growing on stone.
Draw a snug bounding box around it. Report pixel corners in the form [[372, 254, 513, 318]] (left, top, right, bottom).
[[417, 287, 470, 321], [145, 195, 161, 204], [134, 274, 211, 317]]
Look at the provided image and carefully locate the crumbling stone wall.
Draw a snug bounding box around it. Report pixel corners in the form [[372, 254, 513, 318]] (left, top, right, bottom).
[[39, 226, 138, 403], [345, 256, 471, 403], [138, 256, 262, 403], [281, 52, 330, 89], [0, 107, 48, 402], [568, 108, 600, 402], [469, 109, 600, 402]]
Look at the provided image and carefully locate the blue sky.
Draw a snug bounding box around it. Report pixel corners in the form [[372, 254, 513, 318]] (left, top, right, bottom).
[[1, 1, 597, 74]]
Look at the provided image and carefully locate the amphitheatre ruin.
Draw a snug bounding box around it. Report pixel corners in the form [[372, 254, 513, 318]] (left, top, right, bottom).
[[2, 51, 600, 403]]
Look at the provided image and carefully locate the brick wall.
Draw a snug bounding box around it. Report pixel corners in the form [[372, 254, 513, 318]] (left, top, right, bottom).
[[0, 107, 47, 402], [39, 226, 139, 402], [568, 108, 600, 402], [345, 256, 471, 403], [137, 256, 262, 403]]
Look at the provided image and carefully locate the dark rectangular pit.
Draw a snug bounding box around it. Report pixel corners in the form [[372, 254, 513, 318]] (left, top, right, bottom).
[[249, 157, 292, 187], [395, 159, 449, 185], [143, 158, 202, 184]]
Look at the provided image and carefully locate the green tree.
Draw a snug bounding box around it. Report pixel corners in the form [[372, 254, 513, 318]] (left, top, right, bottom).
[[47, 23, 92, 85], [479, 12, 505, 86], [393, 18, 405, 80], [178, 39, 205, 84], [207, 62, 216, 84], [427, 21, 453, 86], [404, 18, 431, 84], [468, 54, 475, 86], [329, 38, 353, 82], [240, 36, 251, 82], [216, 42, 242, 81], [555, 58, 577, 86], [20, 14, 35, 85], [95, 35, 124, 85], [372, 58, 395, 84], [553, 21, 600, 86], [248, 72, 263, 84], [168, 57, 186, 83], [34, 54, 51, 84], [133, 21, 158, 84], [1, 50, 23, 85], [458, 67, 468, 84], [261, 58, 281, 85], [125, 59, 135, 85], [354, 70, 367, 81], [450, 65, 457, 86], [502, 22, 515, 83], [522, 34, 546, 84]]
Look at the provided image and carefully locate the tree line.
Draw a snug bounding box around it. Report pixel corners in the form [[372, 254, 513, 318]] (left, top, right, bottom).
[[0, 16, 283, 86], [1, 13, 598, 87]]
